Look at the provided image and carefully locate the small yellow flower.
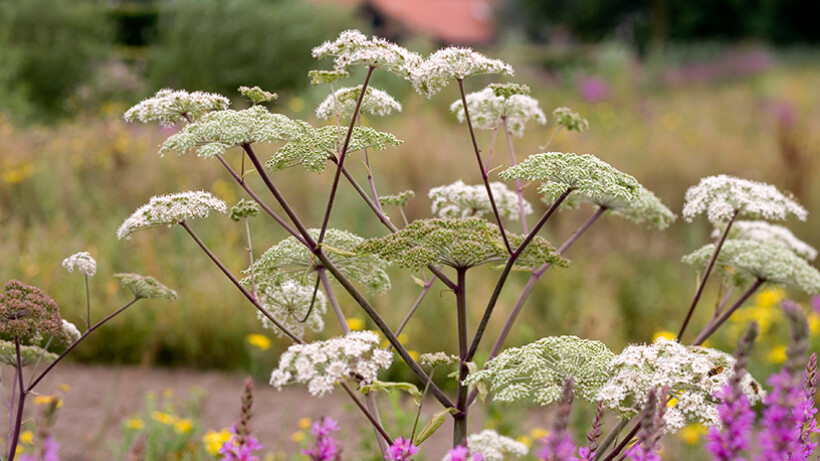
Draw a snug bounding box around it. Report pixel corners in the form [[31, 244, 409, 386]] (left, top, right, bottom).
[[203, 429, 233, 455], [530, 428, 550, 439], [346, 318, 364, 331], [516, 435, 532, 447], [33, 395, 62, 408], [291, 431, 305, 442], [755, 288, 785, 308], [408, 350, 420, 361], [678, 424, 708, 445], [652, 330, 676, 342], [20, 431, 33, 445], [151, 411, 178, 425], [126, 418, 144, 430], [247, 333, 272, 351], [58, 383, 71, 394], [667, 397, 679, 408], [767, 345, 788, 364], [174, 419, 194, 434], [808, 314, 820, 336], [297, 417, 312, 429]]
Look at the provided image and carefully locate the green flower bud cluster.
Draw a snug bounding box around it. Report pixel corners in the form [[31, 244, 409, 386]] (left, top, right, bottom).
[[113, 273, 178, 300]]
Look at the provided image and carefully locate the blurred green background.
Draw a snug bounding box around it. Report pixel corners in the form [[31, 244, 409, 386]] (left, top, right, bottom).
[[0, 0, 818, 436]]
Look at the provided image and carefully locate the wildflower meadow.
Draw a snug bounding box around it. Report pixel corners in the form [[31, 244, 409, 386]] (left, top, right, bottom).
[[0, 28, 818, 461]]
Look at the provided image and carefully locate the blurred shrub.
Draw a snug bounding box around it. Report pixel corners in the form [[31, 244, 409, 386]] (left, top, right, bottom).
[[148, 0, 354, 96], [0, 0, 113, 121]]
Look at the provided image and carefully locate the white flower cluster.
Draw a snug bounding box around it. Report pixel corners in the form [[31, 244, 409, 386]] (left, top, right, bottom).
[[553, 107, 589, 132], [428, 180, 532, 220], [159, 106, 312, 158], [597, 339, 764, 432], [269, 331, 393, 397], [62, 251, 97, 278], [411, 47, 514, 98], [419, 351, 458, 368], [449, 86, 546, 136], [312, 29, 422, 78], [682, 175, 807, 224], [257, 280, 327, 338], [441, 430, 528, 461], [62, 319, 81, 342], [682, 239, 820, 294], [607, 186, 677, 230], [124, 88, 230, 126], [316, 86, 402, 120], [117, 191, 227, 240], [466, 336, 614, 405], [713, 220, 817, 261]]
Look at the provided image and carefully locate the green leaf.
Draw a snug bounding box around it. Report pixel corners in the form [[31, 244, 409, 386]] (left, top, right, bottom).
[[413, 407, 459, 446], [359, 379, 422, 397]]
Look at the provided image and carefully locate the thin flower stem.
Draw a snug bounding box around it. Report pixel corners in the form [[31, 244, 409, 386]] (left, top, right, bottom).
[[693, 278, 765, 345], [466, 187, 573, 362], [84, 276, 91, 331], [179, 221, 303, 343], [245, 218, 257, 299], [454, 268, 469, 447], [467, 206, 605, 407], [217, 152, 308, 247], [359, 117, 383, 214], [27, 297, 140, 392], [457, 78, 512, 254], [316, 253, 455, 409], [501, 117, 528, 233], [540, 125, 564, 150], [339, 381, 393, 445], [8, 337, 26, 461], [677, 210, 739, 341], [241, 145, 317, 248], [483, 122, 500, 175], [387, 271, 439, 352], [318, 66, 376, 244]]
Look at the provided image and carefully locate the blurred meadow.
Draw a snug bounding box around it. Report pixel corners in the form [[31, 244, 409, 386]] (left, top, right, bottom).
[[0, 0, 819, 457]]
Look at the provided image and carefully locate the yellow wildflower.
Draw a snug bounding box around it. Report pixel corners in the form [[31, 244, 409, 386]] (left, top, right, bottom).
[[151, 411, 178, 425], [767, 345, 788, 364], [678, 424, 708, 445], [346, 318, 364, 331], [408, 350, 420, 361], [291, 431, 305, 442], [530, 428, 550, 439], [203, 429, 233, 455], [652, 330, 676, 342], [174, 419, 194, 434], [516, 435, 532, 447], [58, 383, 71, 394], [754, 288, 785, 308], [126, 418, 144, 430], [20, 431, 33, 445], [297, 417, 312, 429], [247, 334, 272, 351], [33, 395, 62, 408], [808, 314, 820, 336], [667, 397, 679, 408]]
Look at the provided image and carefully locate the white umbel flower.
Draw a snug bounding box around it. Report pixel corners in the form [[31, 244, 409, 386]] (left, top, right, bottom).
[[712, 220, 817, 261], [682, 175, 807, 224], [449, 86, 546, 137], [257, 280, 327, 338], [62, 252, 97, 278], [124, 88, 230, 126], [312, 29, 422, 78], [412, 47, 514, 98], [428, 180, 532, 220], [597, 339, 764, 432], [441, 430, 528, 461], [316, 86, 402, 120], [269, 331, 392, 397], [62, 320, 81, 342], [117, 191, 228, 240]]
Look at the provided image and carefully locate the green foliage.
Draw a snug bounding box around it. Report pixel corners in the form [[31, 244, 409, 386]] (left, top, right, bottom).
[[0, 340, 57, 366], [0, 0, 112, 120], [148, 0, 352, 96], [465, 335, 614, 405], [114, 273, 179, 300]]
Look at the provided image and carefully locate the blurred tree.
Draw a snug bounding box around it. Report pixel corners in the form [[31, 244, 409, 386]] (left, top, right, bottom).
[[0, 0, 113, 121], [148, 0, 355, 97]]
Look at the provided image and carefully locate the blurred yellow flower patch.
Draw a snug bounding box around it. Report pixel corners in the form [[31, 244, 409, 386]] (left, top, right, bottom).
[[246, 333, 271, 351]]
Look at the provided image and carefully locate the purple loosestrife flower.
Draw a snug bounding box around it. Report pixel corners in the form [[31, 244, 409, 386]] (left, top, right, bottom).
[[303, 417, 341, 461], [706, 383, 754, 461], [385, 437, 419, 460], [625, 388, 666, 461], [537, 380, 577, 461], [443, 445, 484, 461], [218, 435, 263, 461], [795, 353, 818, 460], [755, 370, 803, 461]]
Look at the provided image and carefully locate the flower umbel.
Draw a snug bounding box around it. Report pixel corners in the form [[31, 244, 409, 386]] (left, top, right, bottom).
[[412, 47, 514, 98], [429, 180, 532, 220], [316, 86, 402, 120], [312, 29, 422, 78], [0, 280, 69, 344], [449, 85, 546, 136], [116, 191, 227, 240], [682, 175, 807, 224], [124, 88, 230, 126], [113, 273, 178, 300], [714, 220, 817, 260], [62, 252, 97, 277]]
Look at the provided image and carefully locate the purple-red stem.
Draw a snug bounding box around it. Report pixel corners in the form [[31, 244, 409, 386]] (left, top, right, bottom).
[[8, 337, 26, 461], [454, 268, 469, 446], [693, 278, 765, 345]]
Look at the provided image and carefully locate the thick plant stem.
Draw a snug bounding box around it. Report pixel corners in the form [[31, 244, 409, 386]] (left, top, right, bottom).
[[241, 145, 316, 248], [457, 78, 512, 254], [180, 221, 303, 343], [466, 188, 572, 362], [339, 381, 393, 445], [454, 268, 469, 447], [28, 298, 140, 392], [502, 117, 528, 233], [592, 419, 630, 461], [677, 210, 739, 341], [216, 153, 306, 247], [340, 165, 394, 230], [318, 66, 375, 244], [318, 267, 347, 334], [693, 278, 765, 345], [8, 337, 26, 461], [598, 420, 641, 461]]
